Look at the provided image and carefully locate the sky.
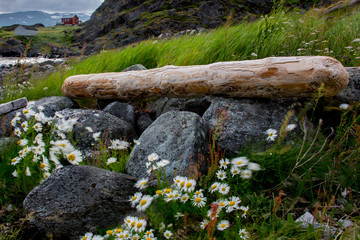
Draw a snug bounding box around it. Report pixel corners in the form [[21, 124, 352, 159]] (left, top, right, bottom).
[[0, 0, 104, 14]]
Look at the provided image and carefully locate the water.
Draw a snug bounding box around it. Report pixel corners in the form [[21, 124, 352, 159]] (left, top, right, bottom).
[[0, 57, 64, 66]]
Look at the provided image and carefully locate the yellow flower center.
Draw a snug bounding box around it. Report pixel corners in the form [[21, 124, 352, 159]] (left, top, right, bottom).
[[211, 185, 217, 189], [168, 194, 173, 198], [220, 202, 225, 206], [68, 153, 75, 161], [136, 222, 142, 228], [180, 181, 185, 187], [11, 158, 17, 163], [140, 199, 147, 206], [17, 140, 21, 145], [115, 228, 122, 233], [106, 230, 112, 235], [39, 163, 46, 169], [195, 191, 201, 195], [229, 201, 235, 206], [237, 160, 243, 165], [195, 197, 202, 203], [59, 143, 66, 147], [164, 188, 172, 193], [221, 223, 227, 228], [82, 237, 87, 240], [131, 221, 135, 227], [182, 196, 188, 201], [131, 196, 137, 201], [185, 182, 192, 188], [156, 190, 162, 195]]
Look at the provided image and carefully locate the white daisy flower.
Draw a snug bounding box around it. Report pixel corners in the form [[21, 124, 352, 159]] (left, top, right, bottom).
[[21, 121, 29, 132], [173, 176, 187, 189], [93, 132, 101, 141], [85, 127, 93, 132], [217, 199, 229, 209], [130, 234, 140, 240], [163, 230, 173, 239], [241, 169, 252, 179], [25, 166, 31, 176], [265, 128, 278, 142], [216, 169, 227, 180], [209, 182, 221, 193], [230, 166, 240, 176], [12, 170, 18, 177], [33, 122, 43, 132], [231, 156, 249, 168], [339, 103, 349, 110], [23, 108, 35, 119], [66, 150, 83, 165], [109, 139, 130, 150], [174, 212, 184, 219], [147, 153, 159, 162], [134, 178, 148, 190], [53, 140, 75, 155], [217, 220, 230, 231], [17, 138, 28, 146], [157, 159, 170, 168], [200, 219, 209, 229], [11, 116, 20, 127], [39, 158, 50, 172], [226, 196, 241, 213], [240, 206, 249, 218], [14, 127, 22, 137], [164, 191, 175, 202], [285, 124, 296, 132], [218, 183, 230, 195], [133, 218, 147, 232], [130, 192, 142, 207], [180, 194, 190, 203], [247, 162, 261, 171], [11, 157, 20, 165], [182, 179, 196, 193], [192, 195, 207, 208], [106, 157, 117, 165], [194, 189, 204, 196], [136, 195, 153, 211], [219, 158, 230, 169], [124, 216, 137, 229], [239, 228, 249, 239], [207, 206, 221, 220], [80, 232, 93, 240]]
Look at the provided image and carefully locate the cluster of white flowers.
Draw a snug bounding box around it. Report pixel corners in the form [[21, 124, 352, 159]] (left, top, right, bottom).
[[11, 104, 82, 180], [265, 123, 297, 142], [86, 154, 258, 239], [145, 153, 170, 174]]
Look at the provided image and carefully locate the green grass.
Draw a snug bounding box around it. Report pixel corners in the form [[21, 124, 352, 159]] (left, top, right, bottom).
[[2, 5, 360, 103]]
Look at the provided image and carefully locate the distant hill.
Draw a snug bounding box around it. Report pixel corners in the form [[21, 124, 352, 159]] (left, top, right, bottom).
[[0, 11, 90, 27]]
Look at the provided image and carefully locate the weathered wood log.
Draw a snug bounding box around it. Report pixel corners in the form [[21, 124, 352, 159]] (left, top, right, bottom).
[[0, 97, 27, 115], [61, 56, 349, 100]]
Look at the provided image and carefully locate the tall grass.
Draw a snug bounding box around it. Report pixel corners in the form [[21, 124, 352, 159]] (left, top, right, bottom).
[[2, 5, 360, 103]]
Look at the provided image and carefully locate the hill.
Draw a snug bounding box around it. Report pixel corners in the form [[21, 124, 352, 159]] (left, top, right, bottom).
[[0, 11, 90, 27]]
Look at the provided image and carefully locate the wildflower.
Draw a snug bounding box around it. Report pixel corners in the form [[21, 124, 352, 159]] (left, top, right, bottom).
[[217, 199, 228, 209], [23, 108, 35, 118], [35, 133, 44, 144], [265, 128, 277, 142], [216, 169, 227, 180], [251, 53, 258, 57], [130, 234, 140, 240], [92, 235, 104, 240], [200, 219, 209, 229], [209, 182, 220, 193], [106, 157, 117, 165], [241, 169, 252, 179], [230, 166, 240, 176], [285, 124, 296, 132], [240, 206, 249, 218], [25, 166, 31, 176], [148, 153, 159, 162], [130, 192, 142, 207], [134, 178, 149, 190], [173, 176, 187, 189], [182, 179, 196, 192], [194, 189, 204, 196], [226, 196, 241, 212], [192, 195, 207, 208], [174, 212, 184, 219], [81, 232, 93, 240], [155, 189, 162, 196], [339, 103, 349, 110], [109, 139, 130, 150], [21, 121, 28, 131], [217, 220, 230, 231], [231, 156, 249, 168], [164, 230, 173, 239], [39, 158, 50, 172], [11, 157, 20, 165], [180, 194, 190, 203], [144, 229, 155, 238], [43, 172, 51, 179], [22, 146, 31, 156], [14, 127, 21, 137], [247, 162, 261, 171], [164, 191, 175, 202], [11, 116, 20, 126], [93, 132, 101, 141], [157, 159, 170, 168], [124, 216, 137, 228], [67, 150, 83, 165], [12, 170, 18, 177], [53, 140, 75, 155], [218, 183, 230, 195], [33, 145, 45, 155], [207, 206, 221, 220], [85, 127, 93, 132], [17, 138, 28, 146], [133, 139, 140, 145], [239, 229, 249, 239], [136, 195, 153, 211], [56, 118, 78, 132], [219, 158, 230, 169], [33, 122, 43, 132], [133, 218, 147, 232]]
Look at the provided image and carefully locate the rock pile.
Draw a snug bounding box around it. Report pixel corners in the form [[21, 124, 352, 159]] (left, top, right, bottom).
[[1, 61, 358, 239]]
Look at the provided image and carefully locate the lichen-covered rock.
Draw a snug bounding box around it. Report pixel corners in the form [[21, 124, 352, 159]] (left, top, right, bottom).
[[126, 111, 209, 181], [202, 97, 300, 156], [336, 67, 360, 102], [55, 108, 137, 151], [23, 165, 138, 240]]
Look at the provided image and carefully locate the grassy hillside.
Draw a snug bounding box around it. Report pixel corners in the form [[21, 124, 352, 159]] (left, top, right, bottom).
[[2, 4, 360, 103]]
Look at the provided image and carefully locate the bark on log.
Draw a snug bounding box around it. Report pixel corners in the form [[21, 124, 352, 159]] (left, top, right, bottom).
[[61, 56, 349, 100]]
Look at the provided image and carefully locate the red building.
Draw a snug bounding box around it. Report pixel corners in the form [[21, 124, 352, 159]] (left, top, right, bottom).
[[61, 15, 80, 25]]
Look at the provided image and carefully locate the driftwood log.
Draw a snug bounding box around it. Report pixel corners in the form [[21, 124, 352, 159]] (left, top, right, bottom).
[[61, 56, 349, 100]]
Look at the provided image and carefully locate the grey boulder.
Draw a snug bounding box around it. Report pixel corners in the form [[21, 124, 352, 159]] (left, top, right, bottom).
[[55, 108, 137, 151], [23, 165, 138, 240], [103, 101, 136, 125], [126, 111, 209, 181]]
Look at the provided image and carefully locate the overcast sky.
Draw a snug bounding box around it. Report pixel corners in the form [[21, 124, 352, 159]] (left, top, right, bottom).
[[0, 0, 104, 14]]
